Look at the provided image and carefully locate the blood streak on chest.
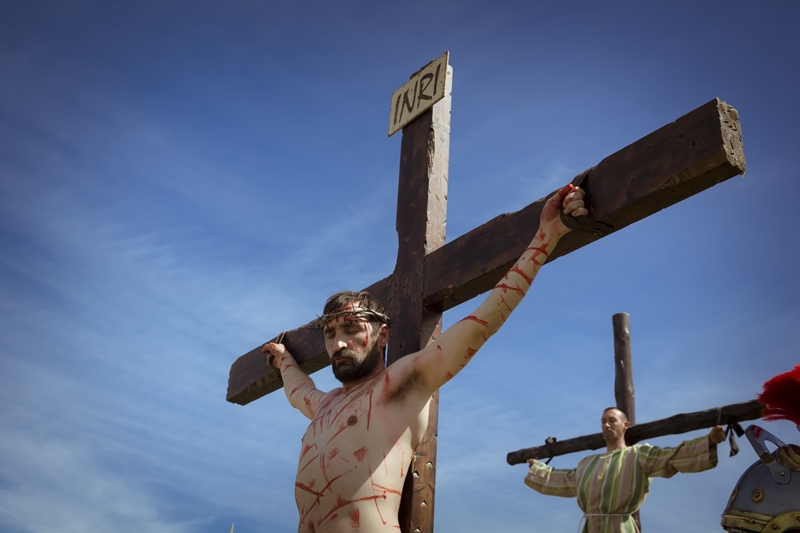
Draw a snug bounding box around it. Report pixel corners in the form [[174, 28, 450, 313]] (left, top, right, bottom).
[[353, 445, 368, 462], [350, 508, 360, 528], [310, 389, 376, 474]]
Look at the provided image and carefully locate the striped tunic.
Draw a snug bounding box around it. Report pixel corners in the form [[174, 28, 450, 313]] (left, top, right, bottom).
[[524, 435, 717, 533]]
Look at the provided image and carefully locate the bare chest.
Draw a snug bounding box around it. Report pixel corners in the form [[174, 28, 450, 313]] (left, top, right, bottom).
[[294, 387, 412, 531]]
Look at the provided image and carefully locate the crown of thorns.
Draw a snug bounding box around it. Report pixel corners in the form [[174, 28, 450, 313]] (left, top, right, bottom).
[[315, 307, 391, 330]]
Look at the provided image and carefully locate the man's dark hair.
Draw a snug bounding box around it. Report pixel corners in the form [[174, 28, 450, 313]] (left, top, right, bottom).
[[322, 291, 390, 361], [322, 290, 389, 333], [602, 407, 628, 423]]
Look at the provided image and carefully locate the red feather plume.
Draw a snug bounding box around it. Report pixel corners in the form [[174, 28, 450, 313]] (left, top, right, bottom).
[[758, 364, 800, 425]]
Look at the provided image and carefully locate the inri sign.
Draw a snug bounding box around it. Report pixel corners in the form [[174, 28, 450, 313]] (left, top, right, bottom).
[[388, 52, 450, 137]]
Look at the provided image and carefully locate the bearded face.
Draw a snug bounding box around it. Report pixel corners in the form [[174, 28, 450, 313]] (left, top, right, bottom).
[[331, 337, 384, 383]]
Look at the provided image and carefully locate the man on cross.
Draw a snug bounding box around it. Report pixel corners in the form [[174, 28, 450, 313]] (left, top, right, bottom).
[[262, 183, 587, 532], [524, 407, 727, 533]]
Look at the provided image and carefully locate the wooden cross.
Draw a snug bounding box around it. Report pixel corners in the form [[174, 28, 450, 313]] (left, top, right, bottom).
[[505, 312, 764, 530], [226, 53, 747, 533]]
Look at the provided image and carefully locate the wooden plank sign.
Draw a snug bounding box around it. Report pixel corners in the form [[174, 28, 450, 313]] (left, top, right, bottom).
[[388, 51, 449, 136]]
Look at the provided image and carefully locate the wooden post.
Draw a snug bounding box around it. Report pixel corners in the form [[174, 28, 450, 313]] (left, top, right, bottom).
[[612, 312, 640, 530], [613, 313, 635, 426], [388, 65, 452, 533]]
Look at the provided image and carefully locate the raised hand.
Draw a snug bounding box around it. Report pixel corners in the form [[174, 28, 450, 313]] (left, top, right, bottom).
[[539, 184, 588, 238], [709, 425, 726, 445], [262, 342, 288, 367]]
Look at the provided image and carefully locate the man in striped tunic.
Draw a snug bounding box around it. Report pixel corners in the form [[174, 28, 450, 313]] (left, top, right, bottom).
[[524, 407, 726, 532]]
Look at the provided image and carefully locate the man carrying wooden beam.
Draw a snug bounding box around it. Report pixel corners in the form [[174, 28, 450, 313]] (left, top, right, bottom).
[[524, 407, 727, 533], [261, 184, 587, 533]]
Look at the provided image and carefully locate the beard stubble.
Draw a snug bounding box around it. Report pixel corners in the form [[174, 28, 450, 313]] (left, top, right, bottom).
[[331, 339, 384, 383]]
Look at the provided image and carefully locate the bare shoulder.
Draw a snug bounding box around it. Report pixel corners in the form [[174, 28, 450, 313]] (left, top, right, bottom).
[[379, 346, 438, 405]]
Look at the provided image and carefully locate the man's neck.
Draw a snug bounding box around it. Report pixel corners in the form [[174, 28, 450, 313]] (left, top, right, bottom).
[[605, 439, 628, 452], [341, 365, 384, 393]]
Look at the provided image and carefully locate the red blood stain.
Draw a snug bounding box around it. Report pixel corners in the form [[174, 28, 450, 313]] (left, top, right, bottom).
[[319, 451, 331, 489], [509, 265, 533, 284], [400, 452, 405, 477], [300, 443, 318, 461], [350, 508, 361, 529], [299, 492, 322, 525], [324, 423, 351, 448], [326, 399, 352, 428], [445, 371, 454, 381], [315, 470, 351, 505], [465, 347, 477, 358], [304, 397, 313, 413], [353, 445, 368, 462], [383, 453, 389, 475], [526, 245, 549, 257], [297, 453, 320, 475], [499, 295, 512, 312], [494, 283, 525, 296], [371, 481, 402, 497], [291, 384, 304, 396], [317, 493, 387, 527], [328, 448, 340, 460], [460, 315, 488, 326], [296, 481, 323, 497], [366, 389, 373, 430]]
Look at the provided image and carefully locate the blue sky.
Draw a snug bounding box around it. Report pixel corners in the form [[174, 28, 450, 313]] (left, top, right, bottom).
[[1, 1, 798, 532]]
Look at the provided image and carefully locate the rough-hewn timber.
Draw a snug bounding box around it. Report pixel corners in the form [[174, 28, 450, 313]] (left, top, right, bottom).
[[506, 400, 762, 465], [227, 98, 745, 405]]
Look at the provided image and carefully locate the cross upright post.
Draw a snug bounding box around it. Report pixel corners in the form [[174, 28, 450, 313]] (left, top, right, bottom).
[[387, 61, 452, 533], [613, 312, 636, 427], [613, 312, 640, 529]]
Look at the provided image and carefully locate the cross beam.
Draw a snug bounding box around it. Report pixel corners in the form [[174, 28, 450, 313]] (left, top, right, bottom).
[[506, 399, 763, 465], [226, 98, 746, 406]]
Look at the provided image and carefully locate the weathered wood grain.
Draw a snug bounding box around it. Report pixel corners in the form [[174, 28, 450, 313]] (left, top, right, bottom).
[[227, 98, 745, 405], [613, 313, 636, 425], [506, 400, 763, 465], [422, 98, 745, 309], [389, 68, 451, 533]]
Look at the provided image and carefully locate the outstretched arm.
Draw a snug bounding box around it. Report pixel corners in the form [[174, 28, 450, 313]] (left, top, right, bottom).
[[637, 428, 722, 478], [524, 458, 578, 498], [262, 343, 325, 420], [398, 184, 586, 394]]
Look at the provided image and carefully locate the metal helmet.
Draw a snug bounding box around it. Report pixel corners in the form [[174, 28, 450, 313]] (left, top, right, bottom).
[[721, 425, 800, 532]]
